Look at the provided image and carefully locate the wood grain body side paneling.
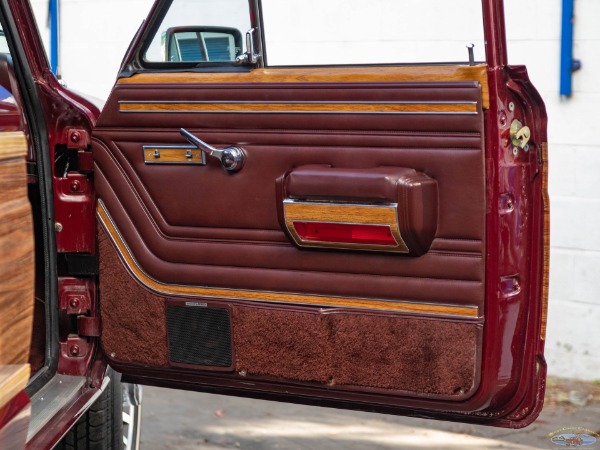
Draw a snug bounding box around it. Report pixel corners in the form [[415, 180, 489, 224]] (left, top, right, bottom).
[[98, 200, 478, 318], [0, 133, 28, 160], [0, 365, 29, 410], [118, 65, 490, 108], [0, 132, 33, 397], [283, 201, 409, 252]]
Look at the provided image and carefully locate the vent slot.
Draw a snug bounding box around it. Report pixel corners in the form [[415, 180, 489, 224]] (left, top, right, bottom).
[[166, 305, 232, 367]]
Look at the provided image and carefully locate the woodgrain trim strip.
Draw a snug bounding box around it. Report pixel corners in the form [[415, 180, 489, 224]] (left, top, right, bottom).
[[540, 142, 550, 339], [117, 65, 489, 109], [283, 200, 409, 253], [0, 132, 27, 161], [0, 365, 30, 410], [97, 201, 478, 318], [121, 102, 477, 115], [143, 146, 206, 164]]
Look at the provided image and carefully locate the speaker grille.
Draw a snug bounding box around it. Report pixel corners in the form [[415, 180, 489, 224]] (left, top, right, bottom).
[[166, 305, 232, 367]]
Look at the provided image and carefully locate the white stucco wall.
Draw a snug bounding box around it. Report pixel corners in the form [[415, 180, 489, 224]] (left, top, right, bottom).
[[505, 0, 600, 380], [28, 0, 600, 380]]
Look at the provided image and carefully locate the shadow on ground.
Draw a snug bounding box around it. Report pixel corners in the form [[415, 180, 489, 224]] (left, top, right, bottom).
[[140, 378, 600, 449]]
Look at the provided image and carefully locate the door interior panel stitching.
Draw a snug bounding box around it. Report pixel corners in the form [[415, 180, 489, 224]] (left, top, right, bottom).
[[93, 137, 165, 239], [97, 202, 481, 318], [95, 141, 485, 255], [96, 154, 483, 255], [96, 168, 484, 287]]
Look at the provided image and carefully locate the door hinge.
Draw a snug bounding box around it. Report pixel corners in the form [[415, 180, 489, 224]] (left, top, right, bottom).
[[64, 128, 94, 173], [77, 150, 94, 173], [66, 128, 90, 149], [58, 277, 99, 375], [59, 277, 100, 336], [77, 316, 101, 337]]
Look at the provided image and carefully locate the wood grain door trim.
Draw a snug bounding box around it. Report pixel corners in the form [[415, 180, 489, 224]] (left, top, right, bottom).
[[540, 142, 550, 340], [143, 146, 206, 164], [283, 201, 409, 253], [117, 65, 489, 109], [120, 101, 478, 115]]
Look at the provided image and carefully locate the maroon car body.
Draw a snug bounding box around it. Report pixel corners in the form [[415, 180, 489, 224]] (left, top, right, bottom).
[[0, 0, 549, 448]]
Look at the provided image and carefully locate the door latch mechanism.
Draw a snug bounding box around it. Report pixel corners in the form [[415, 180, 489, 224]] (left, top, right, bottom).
[[510, 119, 531, 149]]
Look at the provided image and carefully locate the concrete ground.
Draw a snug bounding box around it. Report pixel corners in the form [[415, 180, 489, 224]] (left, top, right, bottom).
[[140, 378, 600, 449]]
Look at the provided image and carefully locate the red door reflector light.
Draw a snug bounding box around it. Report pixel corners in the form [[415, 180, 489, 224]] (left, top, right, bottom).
[[292, 221, 397, 246]]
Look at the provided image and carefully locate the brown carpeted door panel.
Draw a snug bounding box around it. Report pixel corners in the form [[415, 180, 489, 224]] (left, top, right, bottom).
[[98, 225, 482, 399], [94, 66, 486, 400]]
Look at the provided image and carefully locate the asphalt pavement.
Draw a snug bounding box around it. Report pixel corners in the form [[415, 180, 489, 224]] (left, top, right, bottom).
[[140, 377, 600, 449]]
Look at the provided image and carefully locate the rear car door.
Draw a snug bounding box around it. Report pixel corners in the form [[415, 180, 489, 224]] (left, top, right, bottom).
[[93, 0, 549, 427]]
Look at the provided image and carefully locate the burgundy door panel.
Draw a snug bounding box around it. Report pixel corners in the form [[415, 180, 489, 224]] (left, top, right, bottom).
[[93, 70, 486, 407], [93, 59, 548, 426], [93, 78, 485, 307]]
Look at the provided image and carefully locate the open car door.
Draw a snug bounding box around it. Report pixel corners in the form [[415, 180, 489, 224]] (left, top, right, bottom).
[[92, 0, 549, 427]]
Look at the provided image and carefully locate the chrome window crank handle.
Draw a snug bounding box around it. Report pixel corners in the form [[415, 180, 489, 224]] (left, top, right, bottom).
[[179, 128, 245, 172]]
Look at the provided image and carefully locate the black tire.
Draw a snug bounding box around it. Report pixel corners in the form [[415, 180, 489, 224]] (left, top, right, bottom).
[[57, 370, 123, 450]]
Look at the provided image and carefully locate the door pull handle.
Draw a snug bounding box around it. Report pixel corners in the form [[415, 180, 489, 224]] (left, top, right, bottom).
[[179, 128, 245, 173]]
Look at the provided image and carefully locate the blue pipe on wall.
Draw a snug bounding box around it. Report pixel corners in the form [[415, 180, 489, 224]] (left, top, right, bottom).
[[560, 0, 581, 97], [49, 0, 59, 76]]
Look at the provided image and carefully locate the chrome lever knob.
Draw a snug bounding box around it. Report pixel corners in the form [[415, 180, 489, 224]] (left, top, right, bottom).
[[179, 128, 245, 172], [220, 146, 245, 172]]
